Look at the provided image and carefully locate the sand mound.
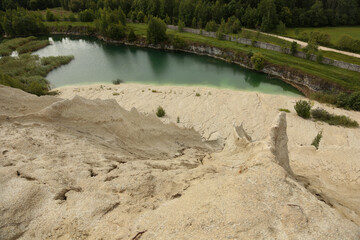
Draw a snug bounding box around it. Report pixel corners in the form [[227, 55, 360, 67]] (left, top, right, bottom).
[[0, 85, 359, 239]]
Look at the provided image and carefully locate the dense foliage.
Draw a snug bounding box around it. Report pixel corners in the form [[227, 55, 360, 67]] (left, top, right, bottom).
[[311, 108, 359, 127], [294, 100, 311, 119], [1, 0, 360, 33], [0, 37, 74, 95], [1, 8, 47, 37], [147, 17, 166, 44]]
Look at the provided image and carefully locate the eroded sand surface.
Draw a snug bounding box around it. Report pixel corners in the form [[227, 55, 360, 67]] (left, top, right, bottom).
[[1, 84, 360, 239]]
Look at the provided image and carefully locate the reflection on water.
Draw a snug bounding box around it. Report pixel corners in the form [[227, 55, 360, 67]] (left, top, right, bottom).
[[34, 36, 302, 96]]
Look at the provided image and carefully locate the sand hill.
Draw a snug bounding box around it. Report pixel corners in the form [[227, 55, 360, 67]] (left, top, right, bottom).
[[0, 84, 359, 239]]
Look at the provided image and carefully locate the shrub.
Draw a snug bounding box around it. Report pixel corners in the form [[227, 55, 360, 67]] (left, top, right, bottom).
[[195, 93, 200, 97], [112, 79, 123, 85], [137, 11, 145, 23], [294, 100, 311, 119], [178, 20, 185, 32], [168, 35, 188, 49], [251, 53, 265, 71], [106, 23, 126, 40], [177, 116, 180, 123], [275, 21, 286, 34], [156, 106, 165, 117], [316, 50, 324, 64], [311, 108, 359, 128], [311, 131, 323, 150], [247, 50, 253, 59], [79, 9, 95, 22], [290, 41, 298, 56], [69, 13, 77, 22], [337, 35, 360, 53], [127, 29, 136, 42], [46, 9, 55, 22], [147, 17, 167, 44], [205, 20, 217, 32], [279, 108, 290, 113]]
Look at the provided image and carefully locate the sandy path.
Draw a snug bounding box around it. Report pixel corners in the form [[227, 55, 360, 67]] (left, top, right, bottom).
[[246, 28, 360, 59]]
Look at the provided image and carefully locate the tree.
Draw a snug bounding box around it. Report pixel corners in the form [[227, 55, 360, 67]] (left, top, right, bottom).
[[137, 11, 145, 23], [127, 28, 136, 41], [258, 0, 278, 32], [205, 20, 217, 32], [177, 19, 185, 32], [106, 23, 126, 40], [251, 53, 265, 71], [290, 41, 298, 55], [147, 17, 167, 44], [46, 9, 55, 22]]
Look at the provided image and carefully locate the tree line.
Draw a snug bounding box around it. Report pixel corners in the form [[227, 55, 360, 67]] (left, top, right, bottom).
[[1, 0, 360, 32]]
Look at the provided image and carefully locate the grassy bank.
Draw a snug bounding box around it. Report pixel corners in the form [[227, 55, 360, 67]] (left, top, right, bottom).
[[285, 27, 360, 45], [127, 23, 360, 93], [0, 37, 74, 95], [0, 37, 50, 56]]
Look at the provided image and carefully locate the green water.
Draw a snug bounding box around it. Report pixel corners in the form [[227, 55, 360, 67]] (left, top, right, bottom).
[[34, 36, 301, 96]]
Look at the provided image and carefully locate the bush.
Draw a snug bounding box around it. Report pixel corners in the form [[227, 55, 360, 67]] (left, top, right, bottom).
[[112, 79, 123, 85], [311, 131, 323, 150], [311, 108, 359, 128], [168, 35, 188, 49], [147, 17, 167, 44], [79, 9, 94, 22], [106, 23, 126, 40], [195, 93, 200, 97], [316, 50, 324, 64], [127, 29, 136, 42], [156, 106, 165, 117], [279, 108, 290, 113], [178, 20, 185, 32], [310, 31, 331, 46], [205, 20, 217, 32], [137, 11, 145, 23], [46, 9, 55, 22], [337, 35, 360, 53], [294, 100, 311, 119], [291, 41, 298, 56], [251, 53, 265, 71]]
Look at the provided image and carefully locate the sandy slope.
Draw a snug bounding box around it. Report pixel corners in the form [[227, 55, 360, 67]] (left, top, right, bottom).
[[1, 84, 360, 239]]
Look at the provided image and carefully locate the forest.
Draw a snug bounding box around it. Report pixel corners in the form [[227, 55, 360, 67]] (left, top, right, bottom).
[[1, 0, 360, 32]]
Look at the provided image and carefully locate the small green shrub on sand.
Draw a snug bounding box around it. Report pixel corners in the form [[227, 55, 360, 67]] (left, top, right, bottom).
[[156, 106, 165, 117], [279, 108, 290, 113], [311, 108, 359, 128], [311, 131, 323, 150], [294, 100, 311, 119]]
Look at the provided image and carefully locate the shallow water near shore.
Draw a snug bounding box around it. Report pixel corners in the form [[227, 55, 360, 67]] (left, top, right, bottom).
[[34, 36, 302, 96]]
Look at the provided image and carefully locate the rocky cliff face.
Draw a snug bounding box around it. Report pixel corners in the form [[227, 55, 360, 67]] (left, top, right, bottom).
[[0, 85, 359, 239]]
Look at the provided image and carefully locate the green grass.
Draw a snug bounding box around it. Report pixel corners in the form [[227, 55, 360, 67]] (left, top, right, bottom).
[[16, 40, 50, 54], [321, 51, 360, 65], [31, 7, 76, 21], [285, 26, 360, 45], [44, 21, 95, 28], [128, 23, 360, 92], [0, 38, 74, 95], [0, 36, 37, 56]]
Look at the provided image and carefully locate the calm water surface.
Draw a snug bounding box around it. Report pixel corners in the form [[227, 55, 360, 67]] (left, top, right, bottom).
[[34, 36, 301, 96]]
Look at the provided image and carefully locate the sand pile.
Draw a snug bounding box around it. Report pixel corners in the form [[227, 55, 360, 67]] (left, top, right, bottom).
[[0, 84, 359, 239]]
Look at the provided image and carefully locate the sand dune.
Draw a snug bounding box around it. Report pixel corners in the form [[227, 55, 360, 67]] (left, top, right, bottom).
[[0, 84, 359, 239]]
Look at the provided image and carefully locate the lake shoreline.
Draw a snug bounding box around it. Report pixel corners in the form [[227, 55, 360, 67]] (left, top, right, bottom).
[[48, 31, 333, 97]]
